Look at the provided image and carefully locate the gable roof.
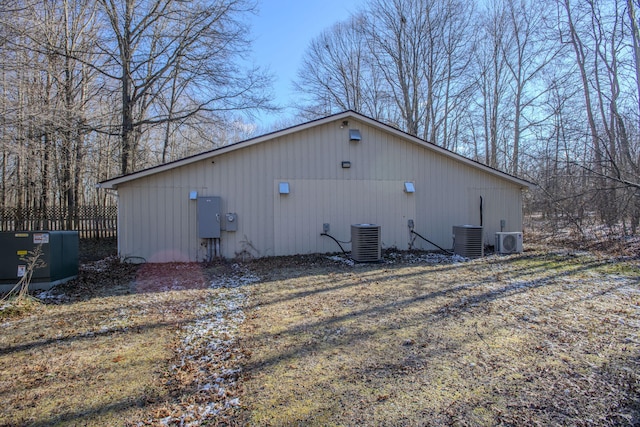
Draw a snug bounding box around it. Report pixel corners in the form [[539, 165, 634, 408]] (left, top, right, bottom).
[[97, 110, 532, 190]]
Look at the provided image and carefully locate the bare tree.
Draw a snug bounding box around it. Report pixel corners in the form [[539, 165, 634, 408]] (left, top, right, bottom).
[[364, 0, 431, 136], [0, 0, 273, 221], [629, 0, 640, 125], [559, 0, 604, 173], [543, 0, 640, 232], [95, 0, 272, 174], [474, 0, 512, 169], [294, 14, 386, 120], [502, 0, 563, 175], [435, 0, 477, 150], [295, 0, 476, 149]]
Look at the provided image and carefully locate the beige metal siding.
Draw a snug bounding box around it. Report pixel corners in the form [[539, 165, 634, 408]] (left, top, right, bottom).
[[274, 179, 416, 255], [116, 117, 525, 261]]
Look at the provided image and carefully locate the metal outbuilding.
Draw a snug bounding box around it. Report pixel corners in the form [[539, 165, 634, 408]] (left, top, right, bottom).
[[97, 111, 531, 262]]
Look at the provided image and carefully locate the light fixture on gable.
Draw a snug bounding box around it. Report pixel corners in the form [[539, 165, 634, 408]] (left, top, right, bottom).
[[349, 129, 361, 142]]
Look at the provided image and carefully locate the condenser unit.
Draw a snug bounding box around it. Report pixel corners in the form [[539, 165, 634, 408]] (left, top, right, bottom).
[[495, 232, 523, 254], [452, 225, 484, 258], [351, 224, 381, 262]]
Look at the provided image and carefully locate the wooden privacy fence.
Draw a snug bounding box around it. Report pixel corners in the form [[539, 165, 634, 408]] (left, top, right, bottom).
[[0, 205, 117, 239]]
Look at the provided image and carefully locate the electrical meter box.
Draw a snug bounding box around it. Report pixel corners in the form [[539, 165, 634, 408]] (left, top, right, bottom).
[[197, 197, 221, 238], [224, 213, 238, 232], [0, 231, 79, 292]]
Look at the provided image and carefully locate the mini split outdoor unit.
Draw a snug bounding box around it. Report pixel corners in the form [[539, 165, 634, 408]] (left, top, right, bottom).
[[495, 232, 523, 254], [351, 224, 381, 262], [453, 225, 484, 258]]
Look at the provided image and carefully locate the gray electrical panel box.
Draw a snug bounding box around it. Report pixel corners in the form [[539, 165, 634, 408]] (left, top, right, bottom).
[[197, 197, 221, 238], [0, 231, 79, 292]]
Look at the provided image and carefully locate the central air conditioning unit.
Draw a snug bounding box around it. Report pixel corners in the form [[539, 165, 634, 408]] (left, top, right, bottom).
[[351, 224, 381, 262], [495, 232, 523, 254], [452, 225, 484, 258]]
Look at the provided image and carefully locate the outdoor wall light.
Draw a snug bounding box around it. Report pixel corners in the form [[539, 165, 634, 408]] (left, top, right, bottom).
[[342, 161, 351, 168], [404, 182, 415, 193], [279, 182, 290, 194], [189, 190, 198, 200]]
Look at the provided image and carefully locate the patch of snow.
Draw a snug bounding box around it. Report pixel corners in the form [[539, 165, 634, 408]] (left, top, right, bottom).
[[35, 290, 68, 303], [226, 397, 240, 407], [0, 302, 12, 316], [157, 267, 257, 425], [327, 255, 355, 266], [384, 251, 468, 265], [450, 254, 469, 263], [326, 251, 470, 266], [617, 286, 640, 296], [210, 264, 260, 289]]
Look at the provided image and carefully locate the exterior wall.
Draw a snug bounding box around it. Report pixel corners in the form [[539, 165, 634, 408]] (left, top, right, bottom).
[[116, 117, 525, 262]]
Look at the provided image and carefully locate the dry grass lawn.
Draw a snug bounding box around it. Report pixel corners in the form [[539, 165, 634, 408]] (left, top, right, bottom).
[[0, 259, 248, 426], [1, 244, 639, 426], [237, 247, 640, 426]]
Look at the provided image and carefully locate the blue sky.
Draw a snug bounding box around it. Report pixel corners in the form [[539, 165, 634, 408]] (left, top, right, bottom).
[[248, 0, 363, 127]]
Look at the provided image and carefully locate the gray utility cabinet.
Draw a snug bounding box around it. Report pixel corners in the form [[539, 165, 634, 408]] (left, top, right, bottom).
[[197, 196, 222, 238], [0, 231, 79, 291]]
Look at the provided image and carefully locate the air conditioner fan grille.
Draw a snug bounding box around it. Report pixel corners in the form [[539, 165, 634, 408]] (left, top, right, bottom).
[[351, 224, 381, 262], [502, 234, 517, 252]]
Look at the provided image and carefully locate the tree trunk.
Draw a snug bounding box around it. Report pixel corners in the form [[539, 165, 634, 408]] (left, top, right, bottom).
[[628, 0, 640, 126], [114, 0, 136, 175], [562, 0, 604, 172]]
